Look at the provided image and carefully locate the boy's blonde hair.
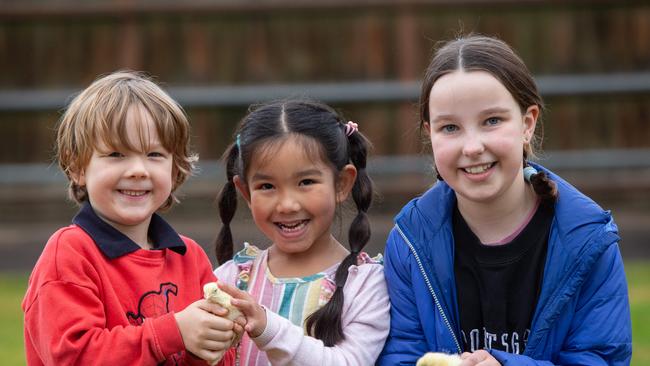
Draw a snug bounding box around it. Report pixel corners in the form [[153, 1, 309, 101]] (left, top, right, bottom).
[[56, 70, 197, 210]]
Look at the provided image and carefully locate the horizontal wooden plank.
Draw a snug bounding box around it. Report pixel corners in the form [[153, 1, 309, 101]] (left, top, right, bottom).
[[0, 0, 634, 19], [2, 72, 650, 112]]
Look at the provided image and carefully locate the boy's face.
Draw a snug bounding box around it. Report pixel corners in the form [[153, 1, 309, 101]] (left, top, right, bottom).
[[75, 106, 174, 245]]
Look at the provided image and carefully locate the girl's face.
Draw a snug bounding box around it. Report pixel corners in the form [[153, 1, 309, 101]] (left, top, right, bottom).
[[235, 137, 356, 257], [425, 70, 538, 206]]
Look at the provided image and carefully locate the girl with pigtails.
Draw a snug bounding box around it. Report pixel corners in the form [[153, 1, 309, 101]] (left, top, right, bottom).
[[378, 35, 631, 365], [212, 99, 390, 365]]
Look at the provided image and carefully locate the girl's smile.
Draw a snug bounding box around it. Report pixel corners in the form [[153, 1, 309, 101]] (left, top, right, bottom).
[[460, 162, 498, 182], [461, 162, 496, 175], [274, 219, 310, 239]]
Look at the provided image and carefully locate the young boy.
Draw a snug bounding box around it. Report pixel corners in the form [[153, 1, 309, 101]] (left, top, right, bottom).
[[22, 71, 239, 365]]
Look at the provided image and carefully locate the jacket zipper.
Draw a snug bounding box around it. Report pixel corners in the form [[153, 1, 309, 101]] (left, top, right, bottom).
[[395, 224, 462, 354]]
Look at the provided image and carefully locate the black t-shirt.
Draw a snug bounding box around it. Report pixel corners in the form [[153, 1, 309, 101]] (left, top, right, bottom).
[[453, 200, 554, 354]]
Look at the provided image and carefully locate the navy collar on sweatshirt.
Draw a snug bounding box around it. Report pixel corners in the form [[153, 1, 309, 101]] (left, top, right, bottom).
[[72, 202, 186, 259]]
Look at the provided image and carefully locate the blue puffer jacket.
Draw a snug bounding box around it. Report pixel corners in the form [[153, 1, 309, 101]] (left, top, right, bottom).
[[377, 164, 632, 365]]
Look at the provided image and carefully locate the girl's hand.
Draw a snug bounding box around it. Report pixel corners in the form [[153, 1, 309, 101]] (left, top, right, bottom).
[[459, 350, 501, 366], [174, 299, 236, 361], [218, 283, 267, 338]]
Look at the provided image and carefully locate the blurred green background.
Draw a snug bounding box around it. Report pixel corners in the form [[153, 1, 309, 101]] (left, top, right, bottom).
[[1, 0, 649, 364]]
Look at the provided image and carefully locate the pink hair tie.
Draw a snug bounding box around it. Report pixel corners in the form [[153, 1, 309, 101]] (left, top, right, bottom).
[[345, 121, 359, 136]]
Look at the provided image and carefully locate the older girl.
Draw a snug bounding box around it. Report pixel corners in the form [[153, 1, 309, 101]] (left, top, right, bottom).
[[378, 35, 632, 365]]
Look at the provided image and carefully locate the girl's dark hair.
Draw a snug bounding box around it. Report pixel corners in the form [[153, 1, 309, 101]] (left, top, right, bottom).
[[215, 99, 373, 346], [420, 34, 557, 201]]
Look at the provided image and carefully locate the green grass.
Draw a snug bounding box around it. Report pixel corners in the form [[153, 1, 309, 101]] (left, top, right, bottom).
[[627, 261, 650, 365], [2, 261, 649, 365], [0, 273, 28, 366]]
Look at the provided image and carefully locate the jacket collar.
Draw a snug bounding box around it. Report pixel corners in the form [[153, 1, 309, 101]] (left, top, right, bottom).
[[395, 162, 619, 253], [72, 202, 187, 259]]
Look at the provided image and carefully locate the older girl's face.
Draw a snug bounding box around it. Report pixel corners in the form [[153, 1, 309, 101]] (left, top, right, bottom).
[[425, 70, 538, 207]]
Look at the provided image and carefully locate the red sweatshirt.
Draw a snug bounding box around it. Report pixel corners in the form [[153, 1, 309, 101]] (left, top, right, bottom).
[[22, 203, 235, 365]]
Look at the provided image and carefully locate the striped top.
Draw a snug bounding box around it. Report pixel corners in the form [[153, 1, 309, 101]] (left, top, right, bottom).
[[214, 243, 383, 366]]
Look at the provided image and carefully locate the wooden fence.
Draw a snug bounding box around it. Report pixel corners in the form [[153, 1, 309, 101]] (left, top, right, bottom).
[[1, 1, 650, 268], [1, 0, 649, 163]]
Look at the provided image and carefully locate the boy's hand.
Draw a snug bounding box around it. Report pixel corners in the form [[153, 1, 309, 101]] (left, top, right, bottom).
[[232, 315, 246, 345], [174, 299, 236, 361], [459, 350, 501, 366], [218, 283, 267, 338]]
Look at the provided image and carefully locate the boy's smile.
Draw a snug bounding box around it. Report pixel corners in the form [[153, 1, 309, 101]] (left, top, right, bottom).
[[75, 105, 173, 248], [119, 189, 149, 197]]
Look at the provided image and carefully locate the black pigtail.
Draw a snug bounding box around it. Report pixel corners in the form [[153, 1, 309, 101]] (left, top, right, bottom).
[[524, 158, 558, 202], [347, 131, 373, 252], [215, 144, 240, 264], [305, 130, 374, 346], [306, 253, 356, 346], [530, 170, 558, 202]]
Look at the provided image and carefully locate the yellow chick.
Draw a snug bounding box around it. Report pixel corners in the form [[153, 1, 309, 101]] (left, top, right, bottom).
[[203, 282, 243, 321], [202, 282, 244, 365], [416, 352, 462, 366]]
